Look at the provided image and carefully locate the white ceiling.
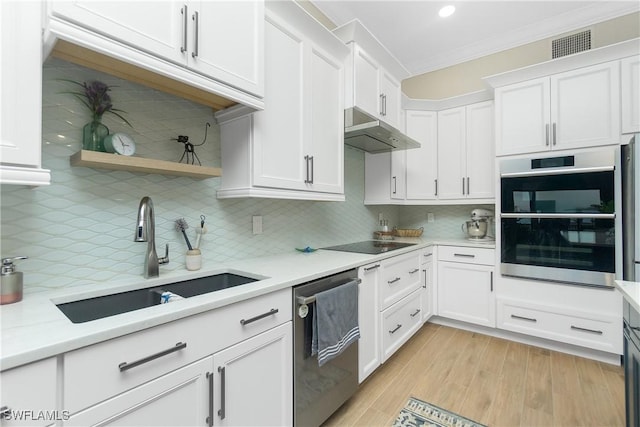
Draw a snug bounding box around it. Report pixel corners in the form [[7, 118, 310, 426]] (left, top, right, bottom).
[[310, 1, 640, 77]]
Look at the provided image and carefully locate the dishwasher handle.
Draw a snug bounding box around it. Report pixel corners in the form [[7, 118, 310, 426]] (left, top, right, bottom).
[[296, 278, 361, 305]]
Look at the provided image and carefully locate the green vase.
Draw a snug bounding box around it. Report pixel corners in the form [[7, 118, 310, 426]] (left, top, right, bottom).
[[82, 119, 109, 152]]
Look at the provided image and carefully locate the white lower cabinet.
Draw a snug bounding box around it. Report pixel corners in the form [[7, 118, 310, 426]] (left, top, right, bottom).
[[66, 357, 211, 427], [212, 323, 292, 427], [437, 246, 495, 328], [61, 288, 292, 426], [420, 247, 435, 323], [357, 262, 381, 383], [0, 358, 57, 427], [381, 288, 422, 362]]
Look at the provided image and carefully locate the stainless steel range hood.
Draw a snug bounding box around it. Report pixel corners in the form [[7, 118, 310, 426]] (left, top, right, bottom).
[[344, 107, 421, 153]]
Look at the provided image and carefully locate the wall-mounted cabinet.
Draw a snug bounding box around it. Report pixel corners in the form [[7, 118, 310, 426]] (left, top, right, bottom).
[[0, 1, 51, 186], [216, 1, 348, 201], [495, 61, 620, 156], [48, 0, 264, 98], [365, 100, 494, 205], [621, 55, 640, 134]]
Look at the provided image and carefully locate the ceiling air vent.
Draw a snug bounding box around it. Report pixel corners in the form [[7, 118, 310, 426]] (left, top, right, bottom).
[[552, 30, 591, 59]]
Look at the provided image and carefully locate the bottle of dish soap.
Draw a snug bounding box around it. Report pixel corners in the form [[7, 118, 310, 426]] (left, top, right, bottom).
[[1, 256, 27, 305]]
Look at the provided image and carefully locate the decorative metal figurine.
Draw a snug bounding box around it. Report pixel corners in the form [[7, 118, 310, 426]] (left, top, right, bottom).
[[173, 122, 210, 166]]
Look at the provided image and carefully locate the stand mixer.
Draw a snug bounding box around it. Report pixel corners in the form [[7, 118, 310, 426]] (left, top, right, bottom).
[[462, 208, 495, 240]]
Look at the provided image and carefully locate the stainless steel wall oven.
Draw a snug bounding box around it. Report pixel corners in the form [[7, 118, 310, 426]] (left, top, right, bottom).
[[500, 149, 617, 288]]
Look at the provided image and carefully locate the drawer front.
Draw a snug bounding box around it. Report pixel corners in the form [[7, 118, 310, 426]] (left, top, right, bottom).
[[438, 245, 495, 265], [497, 298, 622, 354], [0, 358, 57, 427], [380, 252, 422, 309], [64, 288, 291, 413], [381, 288, 422, 362]]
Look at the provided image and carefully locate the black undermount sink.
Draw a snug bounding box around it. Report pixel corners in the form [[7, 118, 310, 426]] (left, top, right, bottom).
[[56, 273, 259, 323]]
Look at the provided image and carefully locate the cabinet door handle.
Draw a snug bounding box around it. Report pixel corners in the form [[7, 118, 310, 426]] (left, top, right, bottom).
[[389, 323, 402, 334], [422, 269, 427, 288], [304, 155, 314, 184], [409, 268, 419, 274], [364, 264, 381, 272], [218, 366, 226, 420], [511, 314, 537, 323], [180, 5, 188, 53], [462, 177, 465, 195], [545, 123, 550, 146], [387, 277, 401, 284], [392, 176, 397, 194], [454, 253, 475, 258], [571, 325, 603, 335], [240, 308, 278, 326], [380, 93, 385, 116], [552, 122, 557, 146], [191, 11, 199, 58], [383, 94, 387, 116], [118, 342, 187, 372], [466, 177, 470, 195], [490, 271, 493, 292], [434, 179, 438, 196], [206, 372, 214, 427], [410, 309, 421, 318]]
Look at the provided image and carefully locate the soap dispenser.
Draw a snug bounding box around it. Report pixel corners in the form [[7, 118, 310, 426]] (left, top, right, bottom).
[[1, 256, 27, 305]]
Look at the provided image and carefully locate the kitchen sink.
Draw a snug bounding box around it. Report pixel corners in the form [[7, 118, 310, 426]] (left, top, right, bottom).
[[56, 273, 260, 323]]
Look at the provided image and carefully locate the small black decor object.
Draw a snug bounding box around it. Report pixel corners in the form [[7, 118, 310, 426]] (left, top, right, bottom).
[[173, 122, 210, 166]]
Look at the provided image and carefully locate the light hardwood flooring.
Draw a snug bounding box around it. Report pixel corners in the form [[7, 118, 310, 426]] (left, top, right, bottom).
[[323, 323, 625, 427]]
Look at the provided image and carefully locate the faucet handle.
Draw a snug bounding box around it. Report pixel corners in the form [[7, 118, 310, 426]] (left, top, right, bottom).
[[159, 243, 170, 265]]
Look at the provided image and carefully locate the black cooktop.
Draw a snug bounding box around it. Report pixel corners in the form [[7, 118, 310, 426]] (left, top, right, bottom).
[[321, 240, 416, 255]]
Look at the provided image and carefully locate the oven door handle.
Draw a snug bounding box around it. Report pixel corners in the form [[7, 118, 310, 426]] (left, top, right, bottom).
[[500, 165, 614, 178], [500, 213, 615, 219]]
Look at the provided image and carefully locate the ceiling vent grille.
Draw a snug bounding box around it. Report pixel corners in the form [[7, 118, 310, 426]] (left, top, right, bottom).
[[552, 30, 591, 59]]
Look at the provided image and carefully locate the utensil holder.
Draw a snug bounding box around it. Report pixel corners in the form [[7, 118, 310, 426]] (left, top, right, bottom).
[[185, 249, 202, 271]]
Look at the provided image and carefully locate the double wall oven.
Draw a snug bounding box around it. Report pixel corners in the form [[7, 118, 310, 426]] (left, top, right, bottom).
[[500, 149, 618, 288]]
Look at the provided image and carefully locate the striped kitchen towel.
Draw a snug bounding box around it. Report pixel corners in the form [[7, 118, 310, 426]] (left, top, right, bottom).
[[312, 279, 360, 366]]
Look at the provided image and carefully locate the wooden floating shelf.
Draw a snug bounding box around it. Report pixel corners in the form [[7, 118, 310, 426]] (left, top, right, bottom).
[[70, 150, 222, 179]]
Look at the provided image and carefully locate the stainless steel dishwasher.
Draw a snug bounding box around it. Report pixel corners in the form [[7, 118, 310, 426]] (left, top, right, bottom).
[[293, 269, 360, 427]]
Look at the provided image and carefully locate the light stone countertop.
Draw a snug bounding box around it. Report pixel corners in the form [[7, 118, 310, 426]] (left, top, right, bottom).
[[0, 238, 494, 371], [614, 279, 640, 313]]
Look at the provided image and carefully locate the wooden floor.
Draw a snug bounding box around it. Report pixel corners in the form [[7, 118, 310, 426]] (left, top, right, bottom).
[[323, 323, 625, 427]]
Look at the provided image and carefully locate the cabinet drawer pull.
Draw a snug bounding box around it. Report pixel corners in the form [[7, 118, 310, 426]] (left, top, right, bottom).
[[571, 325, 603, 335], [387, 277, 401, 284], [218, 366, 226, 420], [206, 372, 214, 427], [410, 309, 421, 318], [364, 264, 381, 272], [454, 253, 475, 258], [409, 268, 419, 274], [180, 5, 188, 53], [118, 342, 187, 372], [389, 324, 402, 334], [511, 314, 537, 323], [240, 308, 279, 326]]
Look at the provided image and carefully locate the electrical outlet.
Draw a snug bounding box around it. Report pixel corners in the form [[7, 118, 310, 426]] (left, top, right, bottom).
[[378, 212, 384, 222], [427, 212, 435, 223], [252, 215, 263, 235]]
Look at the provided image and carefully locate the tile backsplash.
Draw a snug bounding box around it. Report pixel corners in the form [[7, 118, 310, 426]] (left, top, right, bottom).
[[0, 58, 494, 295]]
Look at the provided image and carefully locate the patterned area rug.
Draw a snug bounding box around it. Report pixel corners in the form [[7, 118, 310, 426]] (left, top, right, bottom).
[[392, 397, 487, 427]]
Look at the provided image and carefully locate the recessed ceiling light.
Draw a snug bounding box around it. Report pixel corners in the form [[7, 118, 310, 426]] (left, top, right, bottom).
[[439, 5, 456, 18]]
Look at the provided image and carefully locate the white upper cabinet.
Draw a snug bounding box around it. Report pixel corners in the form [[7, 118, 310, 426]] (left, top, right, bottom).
[[348, 45, 402, 129], [48, 0, 264, 99], [496, 61, 620, 155], [0, 1, 50, 186], [621, 55, 640, 134], [216, 1, 348, 201], [437, 101, 494, 201], [405, 110, 438, 200]]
